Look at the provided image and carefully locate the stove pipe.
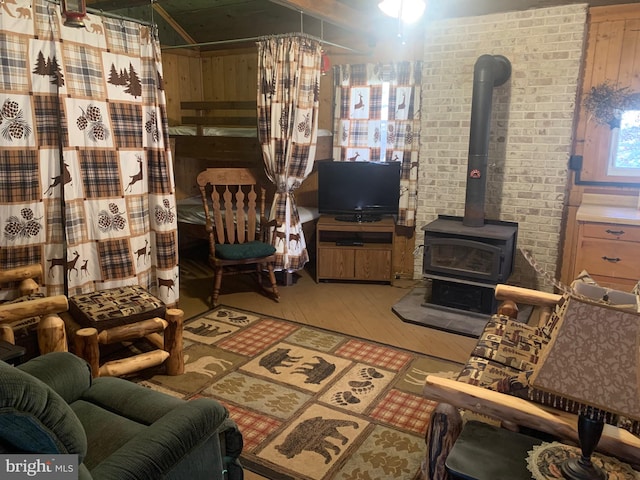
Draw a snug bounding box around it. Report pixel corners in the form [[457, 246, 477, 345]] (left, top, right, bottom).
[[463, 54, 511, 227]]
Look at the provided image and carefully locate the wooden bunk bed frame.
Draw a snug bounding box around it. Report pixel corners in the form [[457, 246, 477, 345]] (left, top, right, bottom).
[[170, 100, 332, 200], [171, 101, 330, 251]]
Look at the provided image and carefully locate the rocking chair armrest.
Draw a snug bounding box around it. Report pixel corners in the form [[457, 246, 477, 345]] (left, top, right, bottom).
[[423, 375, 640, 467]]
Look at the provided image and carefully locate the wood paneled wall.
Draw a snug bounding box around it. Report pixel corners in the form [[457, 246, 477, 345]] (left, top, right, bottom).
[[160, 39, 423, 279], [560, 4, 640, 285], [161, 50, 203, 125], [161, 47, 337, 130], [574, 5, 640, 183]]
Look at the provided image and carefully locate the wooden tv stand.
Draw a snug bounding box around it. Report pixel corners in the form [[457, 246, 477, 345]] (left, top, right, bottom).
[[315, 215, 395, 283]]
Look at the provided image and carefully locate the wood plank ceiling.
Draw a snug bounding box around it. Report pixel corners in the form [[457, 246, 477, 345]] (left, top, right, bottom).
[[85, 0, 640, 51]]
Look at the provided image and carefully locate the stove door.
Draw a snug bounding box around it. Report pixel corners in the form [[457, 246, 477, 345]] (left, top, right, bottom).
[[423, 238, 504, 282]]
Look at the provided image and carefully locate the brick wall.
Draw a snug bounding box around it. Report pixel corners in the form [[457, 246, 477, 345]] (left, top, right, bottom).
[[415, 4, 588, 291]]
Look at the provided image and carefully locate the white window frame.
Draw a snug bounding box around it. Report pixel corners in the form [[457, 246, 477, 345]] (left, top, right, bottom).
[[607, 109, 640, 177]]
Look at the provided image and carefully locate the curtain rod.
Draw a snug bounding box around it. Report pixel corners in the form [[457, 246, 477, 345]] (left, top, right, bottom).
[[87, 7, 153, 27], [161, 33, 363, 53]]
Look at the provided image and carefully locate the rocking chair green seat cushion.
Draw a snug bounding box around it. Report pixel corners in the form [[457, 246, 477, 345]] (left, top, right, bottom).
[[0, 351, 242, 480], [215, 240, 276, 260]]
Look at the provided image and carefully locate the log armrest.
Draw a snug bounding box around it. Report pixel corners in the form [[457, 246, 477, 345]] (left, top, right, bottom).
[[423, 374, 640, 468], [0, 294, 69, 354]]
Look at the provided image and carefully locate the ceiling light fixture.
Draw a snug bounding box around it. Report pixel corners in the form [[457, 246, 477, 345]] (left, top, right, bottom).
[[378, 0, 426, 24]]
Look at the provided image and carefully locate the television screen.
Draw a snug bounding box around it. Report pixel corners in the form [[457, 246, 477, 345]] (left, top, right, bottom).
[[317, 160, 401, 222]]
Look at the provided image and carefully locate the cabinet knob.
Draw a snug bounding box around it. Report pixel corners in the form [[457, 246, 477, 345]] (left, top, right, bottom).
[[605, 229, 625, 236], [601, 256, 621, 263]]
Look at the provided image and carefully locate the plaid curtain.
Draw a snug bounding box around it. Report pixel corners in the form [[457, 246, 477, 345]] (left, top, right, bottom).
[[0, 0, 178, 305], [257, 34, 322, 271], [332, 62, 421, 227]]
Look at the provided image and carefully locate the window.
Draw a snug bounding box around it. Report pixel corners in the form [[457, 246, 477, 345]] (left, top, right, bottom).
[[607, 110, 640, 177]]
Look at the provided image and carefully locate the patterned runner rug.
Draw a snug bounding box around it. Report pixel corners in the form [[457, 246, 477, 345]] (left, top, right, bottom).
[[134, 306, 462, 480]]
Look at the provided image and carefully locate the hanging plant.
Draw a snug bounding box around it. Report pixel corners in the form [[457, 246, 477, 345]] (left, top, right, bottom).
[[582, 81, 636, 127]]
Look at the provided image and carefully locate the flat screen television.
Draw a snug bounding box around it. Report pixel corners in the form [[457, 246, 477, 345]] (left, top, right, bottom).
[[317, 160, 401, 222]]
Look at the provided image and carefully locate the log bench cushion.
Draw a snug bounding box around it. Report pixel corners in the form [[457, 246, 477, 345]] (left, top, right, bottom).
[[69, 286, 166, 331]]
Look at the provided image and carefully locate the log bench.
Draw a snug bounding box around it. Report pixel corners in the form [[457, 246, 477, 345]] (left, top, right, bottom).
[[419, 283, 640, 480], [62, 285, 184, 378], [0, 264, 68, 355]]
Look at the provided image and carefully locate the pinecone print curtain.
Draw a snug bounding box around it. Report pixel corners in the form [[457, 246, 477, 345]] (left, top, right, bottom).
[[257, 35, 322, 271], [0, 0, 179, 305], [332, 62, 421, 227]]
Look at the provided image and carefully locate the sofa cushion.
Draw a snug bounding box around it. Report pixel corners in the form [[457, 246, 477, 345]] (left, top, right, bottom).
[[69, 286, 166, 331], [457, 355, 521, 387], [0, 360, 87, 458], [471, 314, 547, 372]]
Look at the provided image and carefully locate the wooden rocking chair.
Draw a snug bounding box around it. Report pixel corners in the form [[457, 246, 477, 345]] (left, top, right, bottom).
[[197, 168, 280, 307]]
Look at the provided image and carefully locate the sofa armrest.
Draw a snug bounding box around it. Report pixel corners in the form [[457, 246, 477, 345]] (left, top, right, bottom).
[[80, 377, 185, 424], [88, 397, 229, 480], [423, 375, 640, 468], [17, 352, 92, 404]]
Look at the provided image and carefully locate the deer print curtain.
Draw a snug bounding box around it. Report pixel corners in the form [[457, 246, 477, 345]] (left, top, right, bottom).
[[0, 0, 179, 305], [257, 34, 322, 272], [333, 62, 421, 227]]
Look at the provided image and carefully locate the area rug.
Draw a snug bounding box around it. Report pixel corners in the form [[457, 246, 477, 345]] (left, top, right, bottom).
[[134, 306, 463, 480]]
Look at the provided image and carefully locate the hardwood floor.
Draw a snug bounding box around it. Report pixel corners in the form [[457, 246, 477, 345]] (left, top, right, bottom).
[[178, 249, 477, 480], [178, 260, 476, 366]]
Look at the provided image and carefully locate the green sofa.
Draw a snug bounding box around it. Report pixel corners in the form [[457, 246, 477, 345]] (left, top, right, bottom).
[[0, 352, 243, 479]]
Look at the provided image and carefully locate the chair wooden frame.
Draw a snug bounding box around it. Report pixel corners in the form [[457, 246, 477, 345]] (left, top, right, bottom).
[[419, 285, 640, 479], [0, 264, 68, 354], [197, 168, 280, 307], [69, 307, 184, 378]]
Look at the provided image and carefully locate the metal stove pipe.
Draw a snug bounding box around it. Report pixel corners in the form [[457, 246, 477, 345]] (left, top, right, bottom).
[[463, 54, 511, 227]]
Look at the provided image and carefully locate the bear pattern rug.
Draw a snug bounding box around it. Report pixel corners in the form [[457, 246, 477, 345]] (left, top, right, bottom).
[[134, 306, 462, 480]]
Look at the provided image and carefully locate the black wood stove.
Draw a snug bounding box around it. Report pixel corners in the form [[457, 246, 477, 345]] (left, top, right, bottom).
[[422, 215, 517, 313], [422, 54, 517, 315]]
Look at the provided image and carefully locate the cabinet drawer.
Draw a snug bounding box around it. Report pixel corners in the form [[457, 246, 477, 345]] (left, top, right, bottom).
[[581, 223, 640, 242], [576, 238, 640, 280]]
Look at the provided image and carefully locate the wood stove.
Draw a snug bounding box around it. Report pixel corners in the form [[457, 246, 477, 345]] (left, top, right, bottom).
[[422, 215, 517, 314], [422, 54, 516, 316]]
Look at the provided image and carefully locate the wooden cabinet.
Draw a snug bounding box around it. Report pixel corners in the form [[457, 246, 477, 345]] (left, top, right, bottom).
[[574, 221, 640, 291], [316, 215, 395, 283]]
